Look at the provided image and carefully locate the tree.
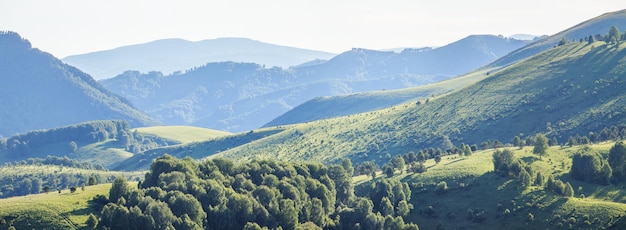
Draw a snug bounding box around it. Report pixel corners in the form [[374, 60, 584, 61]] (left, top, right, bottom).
[[341, 158, 354, 177], [519, 169, 532, 187], [558, 37, 569, 46], [441, 135, 454, 150], [588, 35, 595, 44], [435, 181, 448, 195], [513, 136, 522, 148], [533, 133, 549, 158], [563, 182, 575, 197], [380, 197, 394, 216], [434, 155, 442, 164], [43, 185, 50, 194], [86, 213, 99, 229], [109, 176, 130, 204], [396, 200, 410, 217], [608, 142, 626, 180], [70, 186, 77, 193], [390, 156, 405, 173], [607, 25, 621, 44], [88, 175, 97, 186]]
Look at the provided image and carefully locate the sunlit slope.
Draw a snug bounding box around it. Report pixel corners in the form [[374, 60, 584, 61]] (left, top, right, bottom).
[[264, 68, 493, 127], [213, 41, 626, 164], [133, 126, 231, 144], [488, 9, 626, 68]]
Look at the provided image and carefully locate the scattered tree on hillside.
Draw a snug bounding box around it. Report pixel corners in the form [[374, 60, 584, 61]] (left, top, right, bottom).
[[607, 26, 621, 44], [533, 133, 549, 158], [608, 142, 626, 181]]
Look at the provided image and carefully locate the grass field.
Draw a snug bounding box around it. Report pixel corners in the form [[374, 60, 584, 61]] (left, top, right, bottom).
[[134, 125, 232, 144], [0, 183, 138, 230]]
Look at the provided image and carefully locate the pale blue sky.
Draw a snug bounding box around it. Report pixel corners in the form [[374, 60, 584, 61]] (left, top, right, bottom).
[[2, 0, 626, 58]]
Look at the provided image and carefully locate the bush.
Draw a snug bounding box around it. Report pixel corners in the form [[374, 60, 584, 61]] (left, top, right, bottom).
[[435, 181, 448, 195]]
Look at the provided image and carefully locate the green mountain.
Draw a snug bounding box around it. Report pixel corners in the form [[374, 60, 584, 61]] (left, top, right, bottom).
[[212, 38, 626, 165], [0, 32, 158, 137], [489, 9, 626, 68], [267, 10, 626, 128], [101, 35, 528, 132]]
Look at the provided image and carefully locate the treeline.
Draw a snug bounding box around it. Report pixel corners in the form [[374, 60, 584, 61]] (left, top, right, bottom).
[[0, 168, 110, 198], [0, 120, 175, 161], [5, 155, 106, 170], [97, 155, 419, 230], [0, 120, 132, 157]]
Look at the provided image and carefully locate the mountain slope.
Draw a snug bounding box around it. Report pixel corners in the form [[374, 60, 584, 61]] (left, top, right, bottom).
[[0, 32, 157, 137], [62, 37, 336, 79], [488, 9, 626, 68], [265, 10, 626, 128], [101, 35, 528, 132], [212, 40, 626, 165]]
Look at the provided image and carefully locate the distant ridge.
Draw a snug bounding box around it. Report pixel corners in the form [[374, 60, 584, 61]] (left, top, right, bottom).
[[101, 35, 528, 132], [62, 37, 336, 79], [0, 32, 158, 137]]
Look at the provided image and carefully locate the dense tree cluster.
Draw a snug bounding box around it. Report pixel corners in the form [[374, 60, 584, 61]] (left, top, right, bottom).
[[570, 142, 626, 185], [98, 155, 419, 229]]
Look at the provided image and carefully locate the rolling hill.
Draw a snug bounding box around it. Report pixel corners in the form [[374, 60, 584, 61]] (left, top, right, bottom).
[[210, 38, 626, 165], [0, 32, 158, 137], [488, 9, 626, 68], [62, 37, 337, 80], [266, 9, 626, 128], [101, 35, 528, 132]]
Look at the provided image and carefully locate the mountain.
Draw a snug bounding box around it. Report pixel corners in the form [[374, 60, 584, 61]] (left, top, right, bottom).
[[266, 10, 626, 128], [0, 32, 158, 137], [62, 37, 337, 79], [101, 35, 529, 132], [263, 66, 492, 128], [489, 9, 626, 68], [211, 37, 626, 165]]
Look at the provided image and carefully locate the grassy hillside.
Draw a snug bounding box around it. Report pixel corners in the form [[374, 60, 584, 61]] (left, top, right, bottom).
[[488, 9, 626, 68], [0, 182, 135, 230], [264, 67, 493, 127], [209, 40, 626, 165], [356, 143, 626, 229], [114, 127, 285, 170], [133, 126, 231, 144]]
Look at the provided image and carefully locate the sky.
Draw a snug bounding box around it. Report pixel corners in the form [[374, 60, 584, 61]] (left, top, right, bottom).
[[2, 0, 626, 58]]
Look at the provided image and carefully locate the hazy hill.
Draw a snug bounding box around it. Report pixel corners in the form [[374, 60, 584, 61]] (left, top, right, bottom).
[[101, 35, 528, 132], [212, 39, 626, 165], [62, 37, 337, 79], [0, 32, 157, 137]]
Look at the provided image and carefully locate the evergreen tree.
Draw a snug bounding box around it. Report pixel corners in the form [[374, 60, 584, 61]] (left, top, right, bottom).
[[607, 25, 621, 44], [563, 182, 575, 197], [86, 213, 99, 229]]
